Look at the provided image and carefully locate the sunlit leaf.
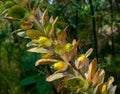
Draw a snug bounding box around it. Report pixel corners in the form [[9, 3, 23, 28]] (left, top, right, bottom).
[[92, 69, 105, 86], [109, 85, 117, 94], [52, 16, 58, 28], [57, 31, 67, 45], [17, 31, 25, 37], [44, 23, 52, 35], [48, 17, 58, 38], [38, 36, 52, 47], [46, 73, 65, 82], [54, 45, 65, 55], [85, 48, 93, 58], [107, 76, 114, 90], [26, 29, 44, 40], [88, 58, 97, 82], [42, 8, 48, 27], [26, 41, 38, 47], [35, 59, 58, 66], [97, 69, 105, 85], [27, 47, 51, 53], [49, 16, 54, 23], [4, 16, 21, 21]]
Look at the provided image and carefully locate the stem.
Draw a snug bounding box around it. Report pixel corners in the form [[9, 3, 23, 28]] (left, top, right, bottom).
[[109, 0, 115, 55], [89, 0, 98, 62], [69, 61, 85, 79]]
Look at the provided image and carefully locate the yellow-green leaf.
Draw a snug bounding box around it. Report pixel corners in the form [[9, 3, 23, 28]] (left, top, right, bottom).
[[26, 29, 44, 40]]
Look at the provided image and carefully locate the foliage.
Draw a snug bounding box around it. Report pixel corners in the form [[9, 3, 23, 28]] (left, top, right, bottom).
[[1, 0, 120, 94], [3, 3, 116, 93]]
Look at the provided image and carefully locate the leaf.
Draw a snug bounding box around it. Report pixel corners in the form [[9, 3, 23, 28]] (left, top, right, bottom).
[[85, 48, 93, 58], [26, 41, 38, 47], [107, 76, 114, 90], [52, 16, 58, 28], [54, 45, 65, 55], [88, 58, 97, 82], [35, 59, 58, 66], [49, 16, 54, 23], [20, 75, 39, 86], [17, 31, 25, 37], [57, 31, 67, 45], [65, 77, 87, 92], [70, 39, 79, 58], [21, 21, 33, 30], [4, 16, 21, 21], [97, 69, 105, 85], [92, 69, 105, 86], [46, 73, 65, 82], [26, 29, 44, 40], [109, 85, 117, 94], [36, 75, 52, 94], [45, 23, 52, 35], [57, 26, 68, 45], [21, 74, 52, 94], [27, 47, 51, 53], [20, 51, 39, 72], [66, 77, 84, 87], [42, 8, 48, 27]]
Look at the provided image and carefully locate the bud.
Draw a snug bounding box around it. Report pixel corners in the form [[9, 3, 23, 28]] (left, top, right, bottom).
[[55, 28, 61, 36], [65, 43, 73, 51], [101, 84, 107, 93], [53, 61, 65, 71], [78, 54, 86, 64]]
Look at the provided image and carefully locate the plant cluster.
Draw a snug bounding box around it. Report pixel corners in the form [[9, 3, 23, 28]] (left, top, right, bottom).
[[0, 0, 117, 94]]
